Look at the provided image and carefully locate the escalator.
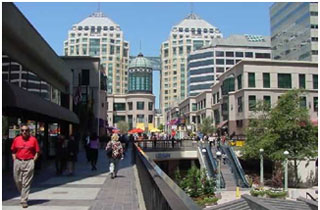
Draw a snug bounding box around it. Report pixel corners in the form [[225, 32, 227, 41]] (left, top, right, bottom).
[[198, 144, 225, 188], [221, 145, 250, 188]]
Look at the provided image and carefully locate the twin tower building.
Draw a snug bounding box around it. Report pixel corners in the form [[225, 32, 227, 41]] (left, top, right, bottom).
[[63, 11, 224, 125]]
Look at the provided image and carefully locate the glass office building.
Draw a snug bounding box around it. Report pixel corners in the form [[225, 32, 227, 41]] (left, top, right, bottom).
[[270, 2, 318, 62]]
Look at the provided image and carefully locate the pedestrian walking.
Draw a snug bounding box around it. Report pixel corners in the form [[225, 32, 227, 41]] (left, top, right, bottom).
[[89, 132, 99, 171], [84, 132, 90, 162], [222, 153, 227, 165], [106, 134, 124, 179], [208, 135, 214, 148], [55, 135, 68, 175], [11, 124, 40, 208], [67, 135, 78, 176]]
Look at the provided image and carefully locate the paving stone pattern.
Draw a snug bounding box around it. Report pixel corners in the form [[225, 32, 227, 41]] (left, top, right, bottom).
[[3, 146, 141, 210]]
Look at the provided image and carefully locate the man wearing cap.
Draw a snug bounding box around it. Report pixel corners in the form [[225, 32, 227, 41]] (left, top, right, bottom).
[[11, 124, 40, 208]]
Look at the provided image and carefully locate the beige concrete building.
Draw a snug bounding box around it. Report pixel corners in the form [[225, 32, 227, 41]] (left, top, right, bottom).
[[160, 13, 223, 115], [211, 59, 318, 135], [107, 94, 155, 130], [61, 56, 108, 136], [107, 54, 156, 131], [166, 91, 213, 135], [64, 11, 130, 94], [270, 2, 318, 62]]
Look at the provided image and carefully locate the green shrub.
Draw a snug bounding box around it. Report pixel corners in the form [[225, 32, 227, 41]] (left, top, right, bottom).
[[250, 189, 266, 197], [266, 190, 287, 198], [175, 166, 216, 198], [195, 196, 219, 207]]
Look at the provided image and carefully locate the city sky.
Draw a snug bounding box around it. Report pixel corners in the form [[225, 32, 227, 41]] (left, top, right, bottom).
[[15, 2, 273, 109]]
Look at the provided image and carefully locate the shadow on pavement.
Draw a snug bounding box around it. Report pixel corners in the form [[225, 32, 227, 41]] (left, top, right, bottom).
[[2, 144, 134, 202]]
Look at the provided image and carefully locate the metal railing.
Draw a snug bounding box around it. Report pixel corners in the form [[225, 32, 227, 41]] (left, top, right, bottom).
[[133, 144, 201, 210], [134, 139, 197, 151]]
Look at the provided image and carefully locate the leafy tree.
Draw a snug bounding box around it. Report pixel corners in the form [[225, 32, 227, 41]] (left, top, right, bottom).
[[199, 117, 215, 136], [117, 121, 129, 134], [158, 124, 164, 131], [242, 89, 318, 186]]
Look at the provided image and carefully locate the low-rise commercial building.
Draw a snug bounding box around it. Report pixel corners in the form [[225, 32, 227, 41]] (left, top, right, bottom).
[[211, 59, 318, 135], [2, 3, 79, 170]]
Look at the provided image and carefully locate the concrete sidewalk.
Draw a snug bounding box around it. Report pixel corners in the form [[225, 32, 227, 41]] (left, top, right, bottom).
[[3, 146, 142, 210]]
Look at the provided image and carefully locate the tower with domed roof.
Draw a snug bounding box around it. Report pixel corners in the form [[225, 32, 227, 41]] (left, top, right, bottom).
[[64, 11, 130, 94], [160, 13, 223, 113], [128, 53, 153, 94]]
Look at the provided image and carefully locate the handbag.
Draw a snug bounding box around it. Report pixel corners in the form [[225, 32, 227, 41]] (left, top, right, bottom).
[[106, 147, 112, 158]]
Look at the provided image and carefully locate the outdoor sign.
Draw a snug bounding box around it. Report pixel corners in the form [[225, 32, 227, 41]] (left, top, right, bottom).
[[9, 129, 20, 139], [155, 153, 171, 159]]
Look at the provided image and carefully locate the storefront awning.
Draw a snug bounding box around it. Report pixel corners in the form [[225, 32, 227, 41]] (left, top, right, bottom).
[[3, 81, 79, 124], [217, 120, 228, 129]]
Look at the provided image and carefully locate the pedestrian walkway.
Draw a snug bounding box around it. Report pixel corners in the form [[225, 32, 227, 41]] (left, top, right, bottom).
[[3, 146, 142, 210]]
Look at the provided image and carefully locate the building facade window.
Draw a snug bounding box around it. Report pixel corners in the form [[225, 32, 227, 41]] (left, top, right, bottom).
[[192, 103, 197, 111], [299, 74, 306, 89], [137, 101, 144, 110], [314, 97, 318, 112], [114, 115, 125, 123], [114, 103, 126, 111], [148, 115, 153, 123], [237, 74, 242, 90], [237, 96, 243, 112], [300, 96, 307, 108], [235, 52, 244, 57], [245, 52, 253, 58], [81, 69, 90, 85], [148, 102, 153, 111], [263, 95, 271, 108], [137, 114, 144, 123], [248, 73, 255, 88], [263, 73, 270, 88], [313, 74, 318, 89], [226, 51, 234, 57], [128, 102, 133, 110], [249, 95, 256, 111], [216, 51, 225, 57], [278, 73, 292, 88]]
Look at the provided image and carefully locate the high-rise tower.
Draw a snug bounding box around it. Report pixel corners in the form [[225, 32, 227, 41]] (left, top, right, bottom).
[[64, 11, 130, 94], [160, 13, 223, 114], [270, 2, 318, 62]]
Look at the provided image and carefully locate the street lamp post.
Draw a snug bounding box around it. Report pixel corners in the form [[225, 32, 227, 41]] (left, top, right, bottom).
[[259, 148, 264, 186], [216, 151, 222, 191], [284, 151, 289, 192]]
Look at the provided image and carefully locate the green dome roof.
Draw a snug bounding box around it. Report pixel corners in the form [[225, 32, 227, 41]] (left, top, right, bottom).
[[129, 53, 153, 69]]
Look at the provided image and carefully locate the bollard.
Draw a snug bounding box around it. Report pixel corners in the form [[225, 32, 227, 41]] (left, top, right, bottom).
[[236, 187, 240, 198]]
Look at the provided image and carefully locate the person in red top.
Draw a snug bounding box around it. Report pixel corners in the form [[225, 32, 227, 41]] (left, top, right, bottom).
[[11, 124, 40, 208]]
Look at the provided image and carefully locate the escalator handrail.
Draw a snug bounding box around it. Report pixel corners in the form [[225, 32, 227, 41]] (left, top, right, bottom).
[[198, 145, 213, 178], [224, 145, 250, 187], [306, 192, 317, 201], [205, 144, 226, 188]]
